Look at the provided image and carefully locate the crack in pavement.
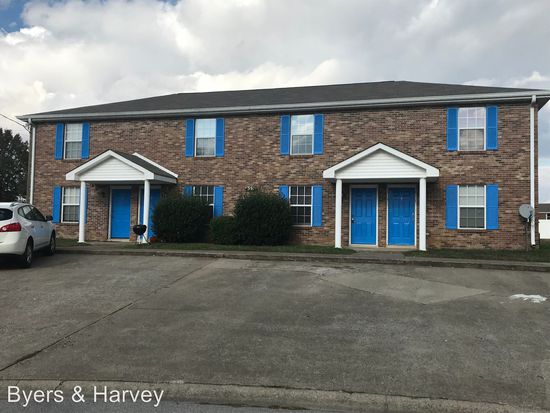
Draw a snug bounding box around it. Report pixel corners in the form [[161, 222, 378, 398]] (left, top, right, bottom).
[[0, 259, 215, 374]]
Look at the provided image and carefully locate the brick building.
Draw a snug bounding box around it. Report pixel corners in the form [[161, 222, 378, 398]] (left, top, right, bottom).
[[18, 81, 550, 250]]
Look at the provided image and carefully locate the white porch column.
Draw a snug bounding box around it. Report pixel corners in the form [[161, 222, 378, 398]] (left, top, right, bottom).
[[78, 181, 86, 244], [335, 179, 343, 248], [142, 179, 151, 243], [419, 177, 427, 251]]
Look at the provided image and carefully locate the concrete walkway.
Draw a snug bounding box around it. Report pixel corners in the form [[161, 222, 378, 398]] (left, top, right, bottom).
[[57, 242, 550, 273]]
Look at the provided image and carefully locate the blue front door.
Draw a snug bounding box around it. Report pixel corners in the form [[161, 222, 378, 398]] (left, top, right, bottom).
[[388, 188, 415, 246], [110, 188, 131, 239], [139, 188, 161, 238], [351, 188, 377, 245]]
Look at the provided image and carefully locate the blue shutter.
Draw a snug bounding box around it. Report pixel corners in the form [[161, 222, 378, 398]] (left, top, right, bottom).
[[312, 185, 323, 227], [313, 114, 324, 155], [486, 106, 498, 150], [215, 118, 224, 157], [214, 186, 224, 217], [280, 115, 290, 155], [279, 185, 289, 200], [447, 108, 458, 151], [55, 123, 64, 160], [486, 184, 499, 229], [52, 186, 61, 223], [185, 119, 195, 158], [81, 122, 90, 159], [445, 185, 458, 229], [184, 185, 193, 196]]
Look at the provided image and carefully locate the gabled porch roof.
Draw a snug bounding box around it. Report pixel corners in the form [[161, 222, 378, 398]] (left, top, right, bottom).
[[323, 143, 439, 181], [65, 150, 178, 184]]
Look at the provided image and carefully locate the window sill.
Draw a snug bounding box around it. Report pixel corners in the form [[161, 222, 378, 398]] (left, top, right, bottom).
[[287, 154, 315, 158], [451, 151, 492, 155], [192, 156, 217, 159], [60, 222, 79, 225], [456, 228, 487, 232], [293, 225, 313, 229]]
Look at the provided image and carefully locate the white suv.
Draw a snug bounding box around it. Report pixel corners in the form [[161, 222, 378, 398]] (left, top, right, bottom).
[[0, 202, 56, 268]]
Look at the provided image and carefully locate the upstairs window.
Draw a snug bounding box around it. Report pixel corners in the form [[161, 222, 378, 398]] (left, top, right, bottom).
[[458, 185, 485, 229], [291, 115, 314, 155], [192, 185, 215, 217], [62, 187, 80, 223], [64, 123, 83, 159], [458, 108, 485, 151], [289, 186, 312, 225], [195, 119, 216, 157]]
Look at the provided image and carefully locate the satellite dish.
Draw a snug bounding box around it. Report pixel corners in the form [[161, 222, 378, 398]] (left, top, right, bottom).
[[519, 204, 534, 219]]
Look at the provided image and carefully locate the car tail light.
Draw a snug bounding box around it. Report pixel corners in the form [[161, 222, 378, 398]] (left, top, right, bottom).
[[0, 222, 21, 232]]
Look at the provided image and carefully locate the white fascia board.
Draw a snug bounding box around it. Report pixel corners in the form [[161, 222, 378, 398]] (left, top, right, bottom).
[[152, 175, 177, 183], [323, 143, 440, 179], [18, 90, 550, 122]]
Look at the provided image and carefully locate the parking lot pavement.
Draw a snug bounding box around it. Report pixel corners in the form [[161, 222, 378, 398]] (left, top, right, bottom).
[[1, 254, 550, 411]]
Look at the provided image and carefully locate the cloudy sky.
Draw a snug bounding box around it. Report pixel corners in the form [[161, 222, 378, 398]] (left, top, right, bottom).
[[1, 0, 549, 200]]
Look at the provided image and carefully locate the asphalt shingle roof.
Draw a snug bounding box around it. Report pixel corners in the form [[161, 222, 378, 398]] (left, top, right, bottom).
[[20, 80, 547, 120], [111, 150, 175, 178]]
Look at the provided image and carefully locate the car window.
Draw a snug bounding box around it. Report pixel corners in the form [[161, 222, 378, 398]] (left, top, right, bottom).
[[18, 206, 31, 220], [30, 207, 46, 222], [0, 209, 13, 221]]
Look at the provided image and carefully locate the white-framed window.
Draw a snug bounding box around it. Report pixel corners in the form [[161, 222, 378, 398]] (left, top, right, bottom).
[[64, 123, 83, 159], [458, 107, 485, 151], [62, 187, 80, 223], [289, 186, 312, 226], [546, 213, 550, 220], [290, 115, 314, 155], [458, 185, 485, 229], [192, 185, 214, 217], [195, 119, 216, 157]]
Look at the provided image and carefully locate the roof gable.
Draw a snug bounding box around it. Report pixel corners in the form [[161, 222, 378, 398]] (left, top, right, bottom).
[[323, 143, 439, 181]]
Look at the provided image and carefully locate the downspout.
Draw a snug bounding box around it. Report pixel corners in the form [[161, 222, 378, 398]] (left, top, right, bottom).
[[28, 118, 36, 204], [530, 95, 536, 246]]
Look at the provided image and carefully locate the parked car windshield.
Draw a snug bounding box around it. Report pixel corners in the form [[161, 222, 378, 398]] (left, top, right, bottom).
[[0, 209, 13, 221]]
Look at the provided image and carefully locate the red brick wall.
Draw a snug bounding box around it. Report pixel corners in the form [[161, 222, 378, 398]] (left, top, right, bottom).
[[31, 103, 538, 249]]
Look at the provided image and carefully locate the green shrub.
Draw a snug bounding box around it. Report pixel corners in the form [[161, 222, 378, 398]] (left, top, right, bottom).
[[233, 190, 292, 245], [210, 216, 238, 245], [152, 193, 211, 243]]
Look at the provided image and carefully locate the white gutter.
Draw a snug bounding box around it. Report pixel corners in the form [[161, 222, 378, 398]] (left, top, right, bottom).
[[530, 95, 536, 246], [28, 118, 36, 204], [16, 90, 550, 122]]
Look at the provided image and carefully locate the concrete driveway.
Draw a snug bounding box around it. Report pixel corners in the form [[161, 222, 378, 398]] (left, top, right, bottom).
[[0, 254, 549, 411]]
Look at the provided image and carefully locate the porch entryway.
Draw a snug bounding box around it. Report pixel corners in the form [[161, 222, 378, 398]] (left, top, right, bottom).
[[65, 150, 178, 243], [323, 143, 439, 251]]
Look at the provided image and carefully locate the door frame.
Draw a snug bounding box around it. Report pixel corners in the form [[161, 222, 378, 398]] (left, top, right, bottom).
[[348, 184, 378, 247], [108, 185, 132, 241], [386, 184, 417, 247]]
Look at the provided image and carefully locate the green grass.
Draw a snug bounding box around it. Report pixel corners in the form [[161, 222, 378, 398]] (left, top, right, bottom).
[[56, 238, 87, 247], [126, 242, 356, 255], [406, 240, 550, 262]]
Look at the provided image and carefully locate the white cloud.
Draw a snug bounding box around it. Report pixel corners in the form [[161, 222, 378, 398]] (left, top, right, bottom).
[[0, 0, 549, 198]]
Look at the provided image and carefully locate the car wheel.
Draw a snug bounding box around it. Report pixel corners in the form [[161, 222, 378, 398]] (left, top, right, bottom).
[[45, 233, 56, 256], [20, 239, 33, 268]]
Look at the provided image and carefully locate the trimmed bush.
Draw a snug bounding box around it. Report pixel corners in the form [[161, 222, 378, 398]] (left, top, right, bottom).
[[210, 216, 238, 245], [233, 190, 292, 245], [152, 193, 211, 243]]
